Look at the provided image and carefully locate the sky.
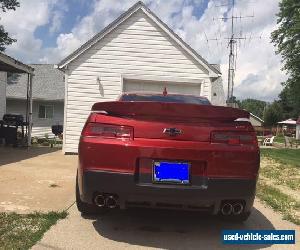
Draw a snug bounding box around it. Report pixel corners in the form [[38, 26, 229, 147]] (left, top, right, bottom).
[[0, 0, 286, 102]]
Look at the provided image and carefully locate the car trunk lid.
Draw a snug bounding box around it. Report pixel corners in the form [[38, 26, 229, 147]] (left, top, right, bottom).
[[91, 101, 250, 142]]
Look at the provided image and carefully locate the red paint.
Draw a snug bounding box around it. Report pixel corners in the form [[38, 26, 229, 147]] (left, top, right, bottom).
[[79, 98, 259, 182], [91, 101, 249, 121]]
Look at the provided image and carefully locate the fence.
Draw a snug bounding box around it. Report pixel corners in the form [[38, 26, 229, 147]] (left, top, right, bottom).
[[254, 126, 296, 137]]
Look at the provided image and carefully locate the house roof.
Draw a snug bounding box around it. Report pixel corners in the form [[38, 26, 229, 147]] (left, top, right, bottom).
[[0, 52, 34, 74], [57, 1, 220, 77], [278, 119, 296, 125], [250, 113, 264, 123], [6, 64, 64, 101]]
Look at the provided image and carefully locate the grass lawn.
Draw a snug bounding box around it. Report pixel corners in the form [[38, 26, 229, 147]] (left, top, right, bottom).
[[258, 148, 300, 225], [256, 183, 300, 225], [260, 148, 300, 167], [273, 135, 285, 144], [0, 211, 67, 250]]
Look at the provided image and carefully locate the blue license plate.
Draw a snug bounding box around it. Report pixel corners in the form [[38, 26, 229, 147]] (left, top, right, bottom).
[[153, 161, 190, 184]]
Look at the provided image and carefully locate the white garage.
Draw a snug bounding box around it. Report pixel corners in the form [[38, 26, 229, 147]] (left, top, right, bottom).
[[57, 2, 225, 154]]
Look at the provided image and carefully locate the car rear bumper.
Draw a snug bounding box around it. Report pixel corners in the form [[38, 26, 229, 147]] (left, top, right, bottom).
[[79, 170, 256, 214]]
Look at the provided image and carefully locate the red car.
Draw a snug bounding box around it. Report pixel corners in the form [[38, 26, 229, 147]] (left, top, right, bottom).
[[76, 93, 259, 221]]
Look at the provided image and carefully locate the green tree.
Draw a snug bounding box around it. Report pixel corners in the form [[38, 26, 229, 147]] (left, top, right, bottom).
[[271, 0, 300, 118], [278, 87, 297, 119], [263, 102, 283, 127], [0, 0, 19, 51], [238, 99, 266, 118]]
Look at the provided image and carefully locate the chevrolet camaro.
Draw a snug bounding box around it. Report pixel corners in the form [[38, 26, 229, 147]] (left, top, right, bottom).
[[76, 92, 260, 221]]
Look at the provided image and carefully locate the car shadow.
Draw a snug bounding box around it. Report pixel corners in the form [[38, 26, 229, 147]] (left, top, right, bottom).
[[88, 207, 275, 249], [0, 147, 60, 166]]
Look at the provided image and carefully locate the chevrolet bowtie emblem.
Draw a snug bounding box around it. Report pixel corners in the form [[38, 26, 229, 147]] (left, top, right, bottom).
[[163, 128, 182, 136]]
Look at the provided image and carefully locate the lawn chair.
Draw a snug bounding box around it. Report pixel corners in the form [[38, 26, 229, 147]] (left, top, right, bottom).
[[263, 136, 275, 146]]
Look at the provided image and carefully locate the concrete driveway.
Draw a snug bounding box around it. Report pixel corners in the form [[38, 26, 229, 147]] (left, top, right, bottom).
[[33, 200, 299, 250], [0, 147, 77, 213], [0, 147, 298, 249]]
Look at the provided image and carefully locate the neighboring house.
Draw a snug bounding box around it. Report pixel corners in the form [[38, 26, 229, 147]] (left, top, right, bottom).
[[57, 1, 226, 153], [249, 113, 264, 127], [6, 64, 64, 137], [0, 52, 35, 145]]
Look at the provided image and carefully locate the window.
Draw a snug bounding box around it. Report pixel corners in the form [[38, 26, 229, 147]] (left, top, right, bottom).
[[38, 105, 54, 119], [120, 94, 211, 105], [7, 72, 21, 84]]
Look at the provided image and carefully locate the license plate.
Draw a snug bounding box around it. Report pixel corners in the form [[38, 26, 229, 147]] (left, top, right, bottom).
[[153, 161, 190, 184]]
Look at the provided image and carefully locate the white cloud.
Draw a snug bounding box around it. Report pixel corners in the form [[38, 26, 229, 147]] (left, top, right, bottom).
[[0, 0, 51, 62], [0, 0, 68, 62], [0, 0, 286, 101], [49, 10, 64, 34]]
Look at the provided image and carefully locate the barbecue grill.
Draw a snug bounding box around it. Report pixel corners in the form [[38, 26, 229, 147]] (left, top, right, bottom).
[[0, 114, 27, 146], [3, 113, 24, 126], [51, 125, 63, 136], [50, 125, 63, 147]]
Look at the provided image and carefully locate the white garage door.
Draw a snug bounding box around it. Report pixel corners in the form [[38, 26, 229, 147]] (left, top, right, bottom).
[[123, 79, 201, 96]]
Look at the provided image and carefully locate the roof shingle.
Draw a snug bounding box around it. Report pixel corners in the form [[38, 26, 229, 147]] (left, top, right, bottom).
[[6, 64, 64, 101]]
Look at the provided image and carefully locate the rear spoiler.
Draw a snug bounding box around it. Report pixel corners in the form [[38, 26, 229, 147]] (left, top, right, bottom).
[[92, 101, 250, 121]]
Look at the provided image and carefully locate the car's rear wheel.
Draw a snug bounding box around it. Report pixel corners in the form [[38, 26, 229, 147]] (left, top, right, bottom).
[[76, 173, 107, 215]]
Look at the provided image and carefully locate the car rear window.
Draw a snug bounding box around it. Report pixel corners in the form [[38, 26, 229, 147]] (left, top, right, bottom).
[[120, 94, 211, 105]]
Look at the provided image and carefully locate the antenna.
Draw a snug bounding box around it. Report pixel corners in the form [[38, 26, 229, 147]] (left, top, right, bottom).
[[223, 0, 253, 104], [207, 0, 259, 106]]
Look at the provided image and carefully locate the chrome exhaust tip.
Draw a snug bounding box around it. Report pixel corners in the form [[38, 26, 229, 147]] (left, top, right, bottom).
[[221, 203, 233, 215], [105, 195, 117, 209], [232, 203, 244, 215], [94, 194, 105, 208]]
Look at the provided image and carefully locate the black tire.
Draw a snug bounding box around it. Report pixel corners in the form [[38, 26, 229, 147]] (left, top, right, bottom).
[[76, 173, 107, 215]]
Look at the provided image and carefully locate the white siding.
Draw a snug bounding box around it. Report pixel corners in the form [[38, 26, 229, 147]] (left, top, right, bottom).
[[249, 115, 263, 127], [64, 10, 213, 153], [6, 99, 64, 137], [0, 72, 7, 119]]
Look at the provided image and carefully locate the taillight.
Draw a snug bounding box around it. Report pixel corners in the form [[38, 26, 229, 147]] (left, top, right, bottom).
[[82, 123, 133, 140], [211, 131, 257, 145]]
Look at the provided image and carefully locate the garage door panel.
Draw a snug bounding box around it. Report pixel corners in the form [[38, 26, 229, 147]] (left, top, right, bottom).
[[123, 79, 201, 96]]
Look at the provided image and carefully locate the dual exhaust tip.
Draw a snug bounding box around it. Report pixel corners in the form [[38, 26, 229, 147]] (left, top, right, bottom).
[[94, 194, 118, 209], [95, 196, 244, 213], [221, 202, 244, 216]]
